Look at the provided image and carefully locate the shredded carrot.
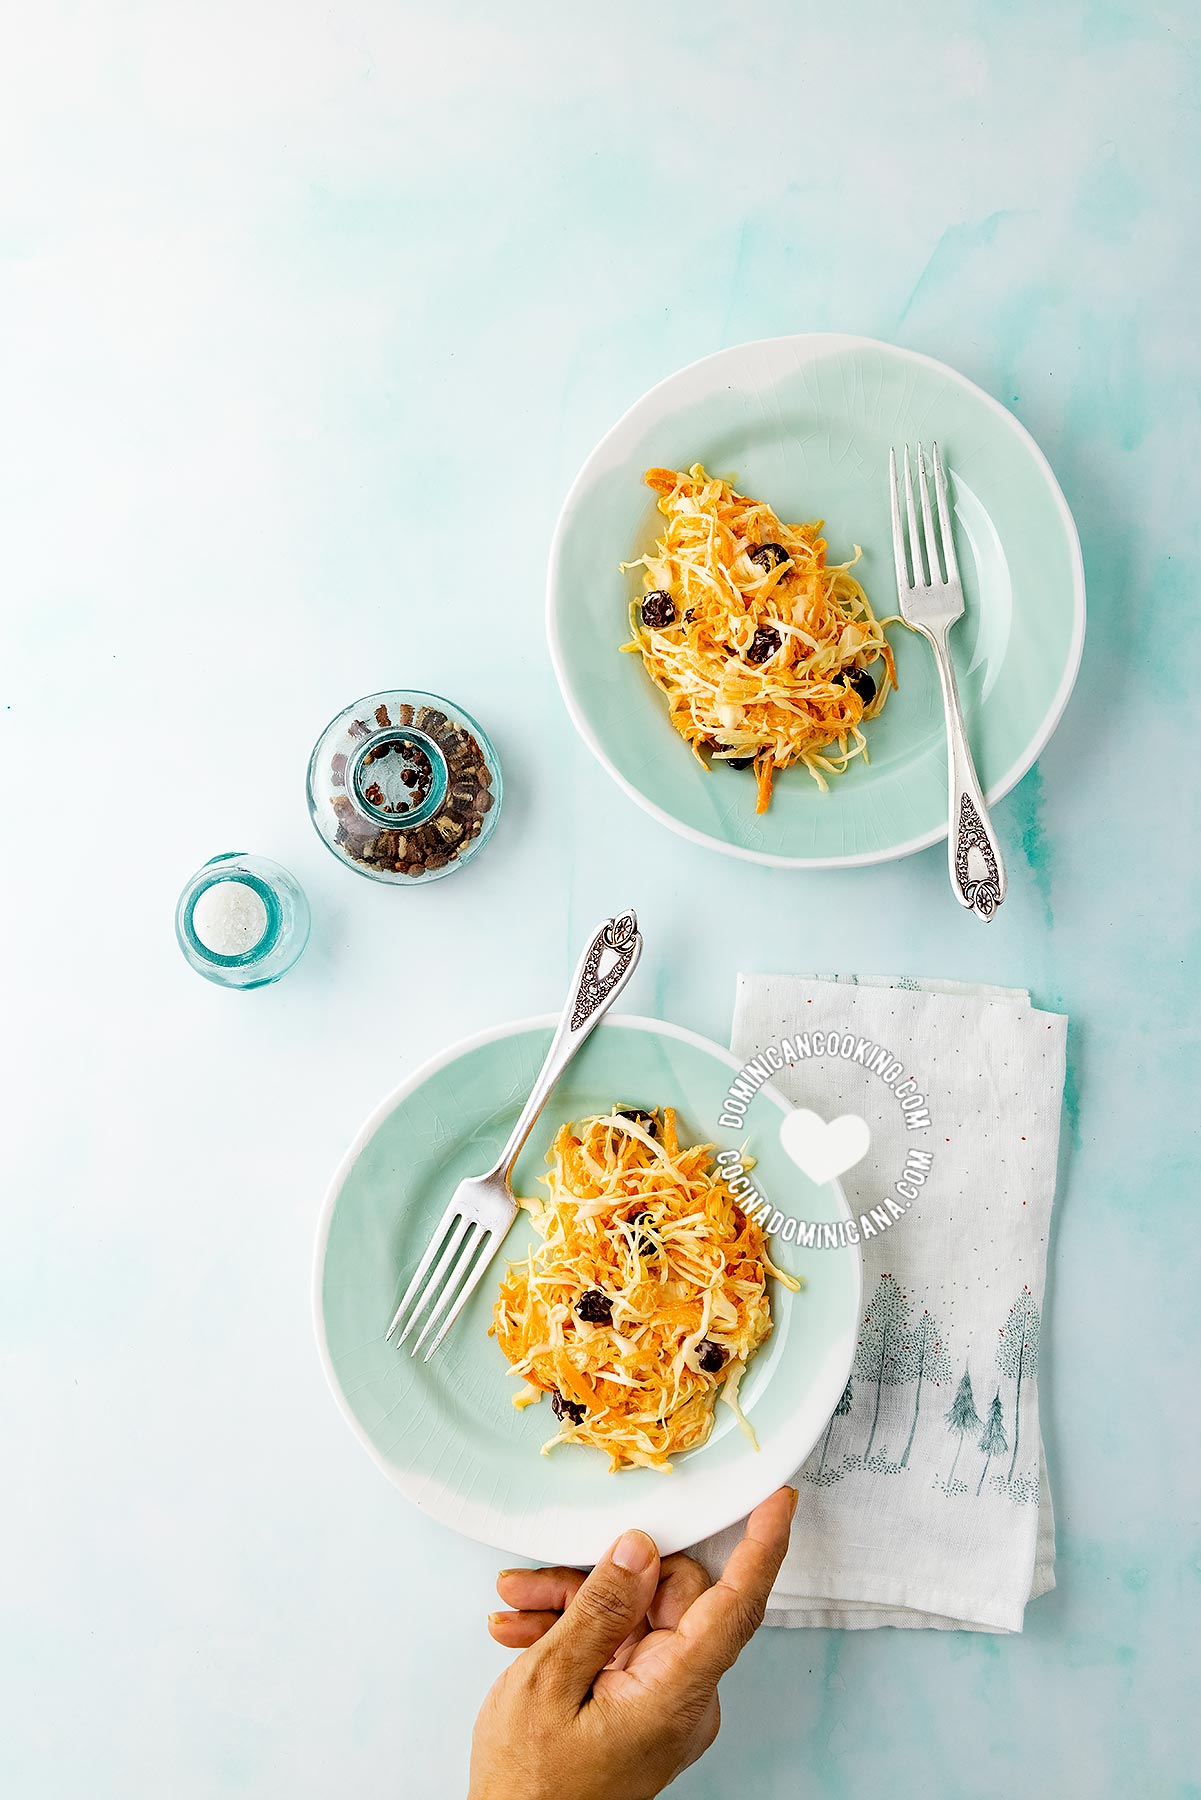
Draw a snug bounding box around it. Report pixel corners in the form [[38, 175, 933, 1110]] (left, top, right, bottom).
[[490, 1108, 801, 1472], [621, 464, 906, 802]]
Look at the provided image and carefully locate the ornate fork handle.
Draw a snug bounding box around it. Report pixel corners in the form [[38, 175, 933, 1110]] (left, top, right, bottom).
[[489, 910, 643, 1181], [925, 627, 1007, 920]]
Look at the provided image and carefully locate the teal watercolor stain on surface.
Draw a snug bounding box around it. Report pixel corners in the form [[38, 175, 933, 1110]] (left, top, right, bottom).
[[1007, 763, 1054, 930], [1063, 306, 1151, 455], [806, 1635, 857, 1800], [893, 211, 1015, 333], [1061, 1041, 1081, 1151], [1072, 147, 1144, 247]]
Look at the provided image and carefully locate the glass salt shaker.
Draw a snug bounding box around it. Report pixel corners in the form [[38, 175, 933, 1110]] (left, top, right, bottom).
[[175, 853, 310, 989]]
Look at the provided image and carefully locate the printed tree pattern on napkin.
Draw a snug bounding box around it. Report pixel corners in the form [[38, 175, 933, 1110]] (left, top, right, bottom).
[[853, 1275, 912, 1467], [996, 1287, 1040, 1483], [898, 1310, 952, 1469], [976, 1392, 1009, 1494], [806, 1287, 1042, 1503], [944, 1367, 982, 1490], [815, 1378, 852, 1478]]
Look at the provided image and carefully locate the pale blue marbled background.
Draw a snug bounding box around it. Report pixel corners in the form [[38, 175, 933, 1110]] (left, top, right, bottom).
[[1, 2, 1198, 1796]]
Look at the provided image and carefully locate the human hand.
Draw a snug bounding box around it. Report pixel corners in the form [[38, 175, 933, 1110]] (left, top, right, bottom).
[[468, 1486, 797, 1800]]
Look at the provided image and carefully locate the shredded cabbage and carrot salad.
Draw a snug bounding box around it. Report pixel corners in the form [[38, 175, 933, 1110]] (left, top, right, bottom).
[[490, 1107, 800, 1472], [621, 464, 901, 811]]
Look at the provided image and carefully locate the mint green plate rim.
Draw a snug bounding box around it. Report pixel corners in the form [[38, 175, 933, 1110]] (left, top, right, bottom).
[[546, 333, 1086, 868], [313, 1013, 862, 1565]]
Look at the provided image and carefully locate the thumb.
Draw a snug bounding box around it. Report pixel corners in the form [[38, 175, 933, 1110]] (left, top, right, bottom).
[[528, 1529, 660, 1704]]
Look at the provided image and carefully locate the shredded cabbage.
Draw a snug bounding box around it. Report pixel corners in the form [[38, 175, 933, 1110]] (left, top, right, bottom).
[[490, 1108, 801, 1472], [621, 464, 904, 809]]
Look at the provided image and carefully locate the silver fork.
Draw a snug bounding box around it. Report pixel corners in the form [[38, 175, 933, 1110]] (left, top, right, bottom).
[[889, 443, 1006, 921], [384, 909, 644, 1360]]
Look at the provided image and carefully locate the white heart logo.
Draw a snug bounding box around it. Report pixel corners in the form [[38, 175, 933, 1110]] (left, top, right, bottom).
[[778, 1108, 870, 1186]]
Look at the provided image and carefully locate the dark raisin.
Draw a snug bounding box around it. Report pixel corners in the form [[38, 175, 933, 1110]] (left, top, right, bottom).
[[749, 542, 791, 571], [617, 1108, 657, 1137], [837, 667, 877, 704], [726, 755, 755, 770], [551, 1390, 586, 1426], [575, 1289, 613, 1327], [746, 626, 781, 665], [641, 590, 676, 628], [628, 1209, 657, 1257], [696, 1339, 727, 1374]]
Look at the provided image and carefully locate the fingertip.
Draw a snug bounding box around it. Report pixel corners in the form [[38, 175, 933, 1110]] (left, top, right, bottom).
[[746, 1486, 797, 1546], [610, 1528, 658, 1575]]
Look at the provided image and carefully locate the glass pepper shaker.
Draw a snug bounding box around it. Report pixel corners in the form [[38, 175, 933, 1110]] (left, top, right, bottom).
[[306, 689, 502, 885]]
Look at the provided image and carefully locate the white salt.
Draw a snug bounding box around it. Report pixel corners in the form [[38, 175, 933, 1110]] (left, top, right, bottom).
[[192, 879, 268, 956]]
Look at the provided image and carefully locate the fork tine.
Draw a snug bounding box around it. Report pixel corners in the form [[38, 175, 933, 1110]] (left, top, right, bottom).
[[888, 447, 911, 594], [916, 444, 940, 582], [931, 442, 959, 583], [385, 1205, 461, 1343], [903, 446, 927, 585], [420, 1231, 497, 1362], [391, 1214, 472, 1349], [410, 1222, 488, 1358]]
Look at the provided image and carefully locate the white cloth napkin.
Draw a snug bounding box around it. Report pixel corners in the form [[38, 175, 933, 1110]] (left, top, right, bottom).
[[694, 972, 1066, 1633]]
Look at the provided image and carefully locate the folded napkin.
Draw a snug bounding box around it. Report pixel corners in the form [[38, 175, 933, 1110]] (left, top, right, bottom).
[[695, 972, 1066, 1633]]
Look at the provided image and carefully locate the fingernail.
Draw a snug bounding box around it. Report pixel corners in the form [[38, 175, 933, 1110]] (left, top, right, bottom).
[[496, 1569, 520, 1580], [785, 1486, 800, 1519], [611, 1529, 656, 1574]]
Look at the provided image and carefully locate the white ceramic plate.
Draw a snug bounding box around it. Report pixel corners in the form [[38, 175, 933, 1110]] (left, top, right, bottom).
[[547, 334, 1085, 867], [314, 1015, 862, 1565]]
